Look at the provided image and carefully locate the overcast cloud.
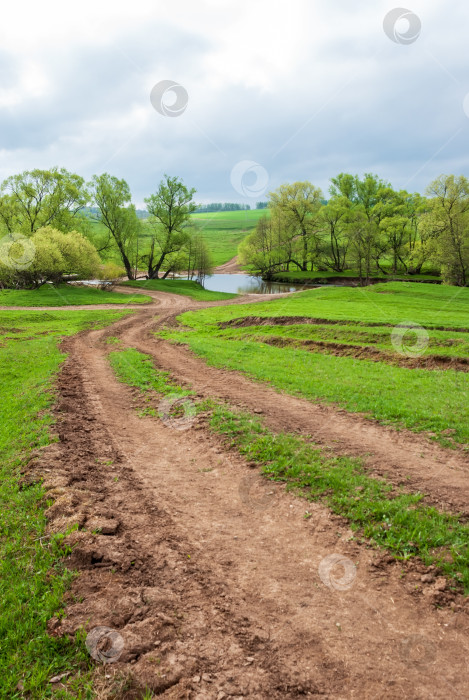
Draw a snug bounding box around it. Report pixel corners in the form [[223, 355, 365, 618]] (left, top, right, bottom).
[[1, 0, 469, 205]]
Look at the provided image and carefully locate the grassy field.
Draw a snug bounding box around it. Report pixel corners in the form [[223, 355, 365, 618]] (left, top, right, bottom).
[[0, 284, 151, 306], [0, 309, 130, 697], [161, 283, 469, 446], [190, 209, 267, 266], [109, 348, 469, 593], [122, 278, 237, 301]]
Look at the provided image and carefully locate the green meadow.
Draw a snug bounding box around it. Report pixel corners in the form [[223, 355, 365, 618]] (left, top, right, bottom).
[[0, 283, 151, 307], [161, 283, 469, 446]]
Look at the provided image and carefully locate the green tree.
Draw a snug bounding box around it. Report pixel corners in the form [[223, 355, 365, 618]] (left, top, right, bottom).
[[144, 175, 196, 279], [269, 182, 323, 270], [238, 211, 300, 278], [187, 234, 213, 284], [319, 197, 352, 272], [0, 168, 89, 235], [425, 175, 469, 286], [89, 173, 140, 280], [328, 173, 390, 283]]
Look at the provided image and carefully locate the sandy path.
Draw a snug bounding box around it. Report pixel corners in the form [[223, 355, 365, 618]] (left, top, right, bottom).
[[27, 288, 469, 697]]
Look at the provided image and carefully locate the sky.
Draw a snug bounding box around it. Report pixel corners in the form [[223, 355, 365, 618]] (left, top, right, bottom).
[[1, 0, 469, 206]]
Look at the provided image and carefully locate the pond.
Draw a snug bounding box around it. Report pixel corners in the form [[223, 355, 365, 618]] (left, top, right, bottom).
[[203, 273, 317, 295]]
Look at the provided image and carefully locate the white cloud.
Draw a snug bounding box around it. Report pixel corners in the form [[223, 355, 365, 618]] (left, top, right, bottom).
[[0, 0, 469, 204]]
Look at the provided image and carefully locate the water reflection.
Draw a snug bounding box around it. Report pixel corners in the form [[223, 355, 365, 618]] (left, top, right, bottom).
[[203, 273, 315, 295]]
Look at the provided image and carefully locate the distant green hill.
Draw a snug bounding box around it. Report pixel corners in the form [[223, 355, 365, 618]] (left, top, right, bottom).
[[190, 209, 268, 266]]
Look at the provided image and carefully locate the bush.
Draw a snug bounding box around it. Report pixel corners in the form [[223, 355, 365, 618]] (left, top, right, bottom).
[[0, 227, 101, 288], [100, 261, 126, 280]]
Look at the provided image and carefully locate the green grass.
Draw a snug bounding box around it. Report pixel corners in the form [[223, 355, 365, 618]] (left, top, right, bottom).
[[109, 348, 191, 397], [216, 322, 469, 359], [160, 283, 469, 446], [0, 284, 151, 307], [108, 348, 469, 593], [177, 282, 469, 328], [109, 348, 193, 419], [121, 278, 237, 301], [0, 309, 129, 697]]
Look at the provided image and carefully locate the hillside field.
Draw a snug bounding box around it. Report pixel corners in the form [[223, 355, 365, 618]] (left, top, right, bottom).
[[87, 208, 267, 271]]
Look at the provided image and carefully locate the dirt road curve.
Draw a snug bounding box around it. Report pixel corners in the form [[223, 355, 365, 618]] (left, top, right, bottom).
[[34, 288, 469, 698], [213, 256, 243, 273]]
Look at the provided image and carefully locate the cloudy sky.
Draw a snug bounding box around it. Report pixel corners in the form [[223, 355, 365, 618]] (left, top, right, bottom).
[[1, 0, 469, 205]]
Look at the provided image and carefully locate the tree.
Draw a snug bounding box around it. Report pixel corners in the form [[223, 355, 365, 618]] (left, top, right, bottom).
[[328, 174, 379, 283], [0, 168, 89, 235], [187, 235, 213, 284], [319, 197, 352, 272], [0, 227, 101, 289], [144, 175, 196, 279], [425, 175, 469, 286], [89, 173, 140, 280], [269, 182, 323, 270], [238, 210, 299, 278]]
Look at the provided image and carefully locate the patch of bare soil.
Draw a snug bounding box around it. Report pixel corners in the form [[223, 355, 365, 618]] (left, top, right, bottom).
[[219, 315, 469, 334], [214, 256, 243, 274], [256, 335, 469, 372], [26, 289, 469, 697], [0, 304, 147, 311]]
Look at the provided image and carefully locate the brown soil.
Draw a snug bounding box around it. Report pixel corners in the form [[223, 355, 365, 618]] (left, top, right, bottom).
[[0, 304, 148, 311], [255, 335, 469, 372], [220, 315, 469, 334], [214, 256, 243, 273], [28, 287, 469, 698]]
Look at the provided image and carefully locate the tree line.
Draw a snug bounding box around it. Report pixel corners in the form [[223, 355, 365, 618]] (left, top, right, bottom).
[[195, 202, 251, 212], [0, 169, 210, 288], [239, 173, 469, 286]]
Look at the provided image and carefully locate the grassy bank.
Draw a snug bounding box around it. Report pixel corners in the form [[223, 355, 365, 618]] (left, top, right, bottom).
[[0, 309, 129, 697], [122, 278, 237, 301], [0, 284, 151, 306], [109, 348, 469, 593]]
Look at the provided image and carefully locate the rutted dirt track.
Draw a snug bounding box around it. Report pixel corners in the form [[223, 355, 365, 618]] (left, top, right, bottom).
[[34, 289, 469, 698]]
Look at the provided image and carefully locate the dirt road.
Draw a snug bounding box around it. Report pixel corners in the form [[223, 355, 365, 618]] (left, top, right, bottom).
[[213, 256, 243, 273], [35, 288, 469, 698]]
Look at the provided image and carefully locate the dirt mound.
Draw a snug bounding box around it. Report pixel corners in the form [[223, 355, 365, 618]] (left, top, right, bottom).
[[257, 335, 469, 372], [219, 315, 469, 333]]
